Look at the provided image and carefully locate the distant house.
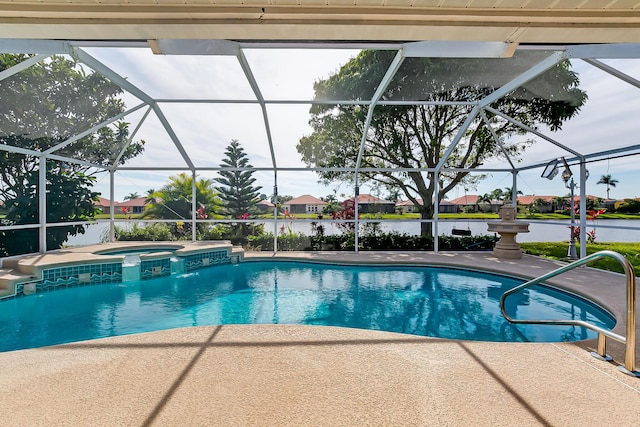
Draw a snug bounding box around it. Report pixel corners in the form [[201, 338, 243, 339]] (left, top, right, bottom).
[[282, 195, 327, 214], [448, 195, 502, 213], [343, 194, 395, 214], [517, 195, 558, 213], [396, 199, 416, 213], [438, 199, 458, 214], [448, 195, 480, 213], [256, 199, 275, 213], [603, 198, 617, 212], [396, 198, 457, 214], [570, 195, 603, 208], [93, 197, 113, 214], [114, 197, 149, 214]]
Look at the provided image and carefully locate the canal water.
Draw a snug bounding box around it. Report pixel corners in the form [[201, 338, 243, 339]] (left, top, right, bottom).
[[65, 219, 640, 246]]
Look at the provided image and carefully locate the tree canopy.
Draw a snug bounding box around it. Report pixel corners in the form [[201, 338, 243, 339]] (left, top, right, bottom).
[[0, 54, 145, 255], [297, 50, 587, 235]]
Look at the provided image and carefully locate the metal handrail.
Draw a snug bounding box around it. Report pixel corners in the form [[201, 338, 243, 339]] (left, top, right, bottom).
[[500, 250, 637, 377]]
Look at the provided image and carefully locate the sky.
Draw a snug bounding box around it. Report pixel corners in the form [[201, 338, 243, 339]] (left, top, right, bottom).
[[76, 45, 640, 203]]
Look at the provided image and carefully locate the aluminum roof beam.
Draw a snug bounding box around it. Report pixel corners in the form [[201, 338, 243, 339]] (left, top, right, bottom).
[[518, 144, 640, 172], [477, 51, 566, 109], [71, 47, 195, 171], [566, 43, 640, 59], [478, 109, 516, 171], [433, 105, 480, 173], [402, 41, 516, 58], [0, 54, 50, 82], [582, 58, 640, 90], [47, 153, 109, 170], [149, 39, 240, 56], [354, 49, 405, 172], [484, 106, 582, 158], [111, 106, 153, 171], [0, 144, 41, 157], [113, 166, 512, 172], [3, 40, 640, 186], [434, 51, 566, 173], [0, 39, 71, 55], [153, 99, 478, 106], [42, 103, 147, 156], [236, 49, 278, 172]]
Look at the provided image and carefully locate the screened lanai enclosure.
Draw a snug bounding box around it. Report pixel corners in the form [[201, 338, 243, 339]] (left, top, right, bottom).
[[2, 38, 640, 257]]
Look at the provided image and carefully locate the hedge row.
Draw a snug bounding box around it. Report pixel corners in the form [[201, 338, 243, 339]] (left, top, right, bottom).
[[248, 232, 498, 252], [114, 225, 498, 252]]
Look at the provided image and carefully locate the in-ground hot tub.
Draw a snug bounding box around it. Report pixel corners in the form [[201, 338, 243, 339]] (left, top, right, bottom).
[[0, 241, 244, 299]]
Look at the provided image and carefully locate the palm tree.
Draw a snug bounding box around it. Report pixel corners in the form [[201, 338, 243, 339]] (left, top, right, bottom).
[[124, 192, 141, 201], [144, 173, 220, 220], [502, 187, 523, 204], [489, 188, 505, 201], [477, 193, 493, 213], [552, 196, 566, 212], [597, 174, 618, 199]]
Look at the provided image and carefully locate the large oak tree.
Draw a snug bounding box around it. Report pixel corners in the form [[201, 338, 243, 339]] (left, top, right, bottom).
[[297, 50, 587, 235], [0, 54, 144, 255]]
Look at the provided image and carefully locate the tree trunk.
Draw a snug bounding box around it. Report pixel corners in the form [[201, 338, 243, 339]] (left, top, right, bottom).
[[419, 204, 434, 237]]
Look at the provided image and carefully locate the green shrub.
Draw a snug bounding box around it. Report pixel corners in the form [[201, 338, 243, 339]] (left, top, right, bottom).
[[615, 199, 640, 214], [200, 223, 266, 246], [114, 223, 175, 241]]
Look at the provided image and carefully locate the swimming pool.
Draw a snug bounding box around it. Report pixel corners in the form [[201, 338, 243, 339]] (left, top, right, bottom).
[[0, 261, 615, 352]]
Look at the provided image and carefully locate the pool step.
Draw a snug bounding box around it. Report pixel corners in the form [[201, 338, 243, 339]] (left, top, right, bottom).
[[0, 268, 36, 298], [2, 255, 40, 276]]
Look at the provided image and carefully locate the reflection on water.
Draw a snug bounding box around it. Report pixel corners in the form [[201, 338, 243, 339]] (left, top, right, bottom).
[[0, 262, 614, 352]]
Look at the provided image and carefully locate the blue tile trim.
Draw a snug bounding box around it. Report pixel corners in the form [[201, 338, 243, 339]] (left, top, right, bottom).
[[182, 250, 230, 271], [140, 258, 171, 279], [25, 263, 123, 295]]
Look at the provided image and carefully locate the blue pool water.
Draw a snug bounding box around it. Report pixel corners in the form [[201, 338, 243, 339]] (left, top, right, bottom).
[[0, 261, 615, 352]]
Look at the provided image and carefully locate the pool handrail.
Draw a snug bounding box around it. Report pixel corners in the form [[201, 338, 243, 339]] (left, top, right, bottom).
[[500, 250, 638, 377]]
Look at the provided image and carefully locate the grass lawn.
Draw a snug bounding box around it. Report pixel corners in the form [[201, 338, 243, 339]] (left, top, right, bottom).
[[520, 242, 640, 274]]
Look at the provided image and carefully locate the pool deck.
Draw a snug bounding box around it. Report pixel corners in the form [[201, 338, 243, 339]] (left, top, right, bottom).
[[2, 251, 639, 426]]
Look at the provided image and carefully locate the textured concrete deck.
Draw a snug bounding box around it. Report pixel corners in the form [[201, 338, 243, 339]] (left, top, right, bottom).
[[2, 251, 639, 426]]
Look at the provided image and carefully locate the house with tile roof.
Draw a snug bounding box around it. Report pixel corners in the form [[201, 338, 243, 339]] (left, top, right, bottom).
[[396, 198, 457, 214], [448, 195, 504, 213], [448, 194, 479, 210], [114, 197, 149, 214], [516, 195, 560, 213], [93, 197, 113, 214], [343, 194, 395, 214], [256, 199, 275, 213], [282, 195, 327, 214]]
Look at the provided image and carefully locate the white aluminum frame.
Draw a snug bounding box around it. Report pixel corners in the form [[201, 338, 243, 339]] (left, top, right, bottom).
[[2, 40, 640, 256]]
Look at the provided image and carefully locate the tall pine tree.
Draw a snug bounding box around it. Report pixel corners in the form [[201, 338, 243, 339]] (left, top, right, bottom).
[[215, 140, 262, 218]]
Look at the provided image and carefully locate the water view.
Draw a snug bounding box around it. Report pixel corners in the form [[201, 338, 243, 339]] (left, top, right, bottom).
[[66, 219, 640, 247]]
